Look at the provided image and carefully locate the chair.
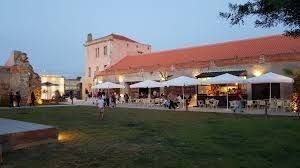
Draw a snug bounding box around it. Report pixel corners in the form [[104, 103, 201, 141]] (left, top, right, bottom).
[[246, 100, 253, 111], [205, 99, 210, 108], [258, 100, 266, 109], [283, 100, 291, 112], [211, 100, 219, 108], [276, 100, 284, 111], [229, 101, 236, 109], [198, 100, 204, 108], [269, 100, 277, 111]]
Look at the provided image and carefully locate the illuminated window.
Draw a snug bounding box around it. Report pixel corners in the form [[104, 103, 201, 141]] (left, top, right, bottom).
[[104, 46, 108, 55]]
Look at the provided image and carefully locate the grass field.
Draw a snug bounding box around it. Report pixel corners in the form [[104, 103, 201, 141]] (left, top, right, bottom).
[[0, 106, 300, 168]]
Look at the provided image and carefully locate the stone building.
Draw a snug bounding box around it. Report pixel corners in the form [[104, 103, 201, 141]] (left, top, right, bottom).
[[83, 33, 151, 92], [0, 51, 41, 106]]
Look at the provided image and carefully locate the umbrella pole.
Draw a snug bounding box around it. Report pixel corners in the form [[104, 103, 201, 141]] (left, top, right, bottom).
[[182, 86, 185, 109], [227, 84, 229, 110], [269, 83, 272, 103], [148, 87, 151, 107]]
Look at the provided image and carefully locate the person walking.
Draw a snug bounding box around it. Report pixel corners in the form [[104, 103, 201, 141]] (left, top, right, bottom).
[[168, 92, 177, 110], [232, 88, 244, 113], [96, 96, 105, 120], [70, 90, 74, 105], [111, 93, 116, 108], [30, 91, 36, 106], [15, 91, 21, 107], [8, 90, 14, 107], [85, 89, 89, 101]]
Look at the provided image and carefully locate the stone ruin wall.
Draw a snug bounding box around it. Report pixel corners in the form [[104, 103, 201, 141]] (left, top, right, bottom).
[[0, 51, 41, 106]]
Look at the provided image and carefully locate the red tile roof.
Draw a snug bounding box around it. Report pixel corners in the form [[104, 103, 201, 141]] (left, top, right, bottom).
[[97, 35, 300, 76]]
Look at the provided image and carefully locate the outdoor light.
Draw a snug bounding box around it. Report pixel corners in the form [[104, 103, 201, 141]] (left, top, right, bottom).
[[119, 76, 124, 83], [37, 99, 43, 105], [253, 70, 263, 77], [58, 132, 74, 142]]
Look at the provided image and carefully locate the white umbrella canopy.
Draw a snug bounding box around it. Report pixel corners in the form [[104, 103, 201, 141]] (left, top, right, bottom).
[[247, 72, 294, 84], [203, 73, 247, 110], [203, 73, 247, 85], [163, 76, 200, 87], [247, 72, 294, 101], [92, 82, 125, 89], [164, 76, 201, 109], [130, 80, 164, 88]]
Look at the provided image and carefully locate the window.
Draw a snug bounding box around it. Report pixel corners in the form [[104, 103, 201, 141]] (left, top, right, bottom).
[[126, 43, 129, 47], [137, 51, 143, 54], [104, 46, 108, 56], [88, 67, 91, 77], [95, 48, 99, 58], [136, 45, 139, 48], [147, 46, 150, 50], [96, 66, 99, 72], [104, 65, 107, 68]]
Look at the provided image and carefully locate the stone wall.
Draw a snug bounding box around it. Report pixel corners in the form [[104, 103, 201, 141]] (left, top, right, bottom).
[[0, 51, 41, 106]]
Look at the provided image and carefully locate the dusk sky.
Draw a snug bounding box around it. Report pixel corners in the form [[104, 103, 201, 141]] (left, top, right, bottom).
[[0, 0, 285, 78]]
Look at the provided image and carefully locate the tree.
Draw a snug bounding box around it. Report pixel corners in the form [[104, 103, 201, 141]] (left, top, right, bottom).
[[220, 0, 300, 37]]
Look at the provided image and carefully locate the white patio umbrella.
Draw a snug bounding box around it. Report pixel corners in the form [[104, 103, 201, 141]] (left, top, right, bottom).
[[130, 80, 164, 102], [92, 82, 125, 98], [204, 73, 247, 110], [130, 80, 164, 89], [247, 72, 294, 101], [92, 82, 125, 89], [164, 76, 201, 109]]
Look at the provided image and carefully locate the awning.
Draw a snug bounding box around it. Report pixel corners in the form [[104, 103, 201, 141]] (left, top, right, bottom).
[[195, 70, 247, 78]]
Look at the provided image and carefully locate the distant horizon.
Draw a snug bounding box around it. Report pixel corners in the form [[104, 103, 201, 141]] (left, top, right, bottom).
[[0, 0, 285, 78]]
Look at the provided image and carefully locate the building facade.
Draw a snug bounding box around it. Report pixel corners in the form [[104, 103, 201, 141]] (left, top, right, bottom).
[[83, 33, 151, 92], [40, 75, 64, 100], [65, 78, 82, 98], [92, 35, 300, 106]]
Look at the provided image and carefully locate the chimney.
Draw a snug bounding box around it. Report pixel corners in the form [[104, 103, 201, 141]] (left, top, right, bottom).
[[87, 33, 93, 42]]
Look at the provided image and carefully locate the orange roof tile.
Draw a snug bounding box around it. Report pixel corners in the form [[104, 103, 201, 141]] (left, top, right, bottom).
[[97, 35, 300, 76]]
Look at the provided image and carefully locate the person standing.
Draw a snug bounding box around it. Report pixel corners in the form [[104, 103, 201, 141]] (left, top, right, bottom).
[[96, 96, 105, 120], [30, 91, 36, 106], [168, 92, 177, 110], [232, 89, 244, 112], [85, 89, 89, 101], [70, 90, 74, 105], [111, 93, 115, 108], [8, 90, 14, 107], [15, 91, 21, 107]]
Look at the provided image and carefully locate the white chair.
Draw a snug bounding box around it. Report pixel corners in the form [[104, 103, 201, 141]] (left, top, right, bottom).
[[198, 100, 204, 108], [276, 100, 284, 111], [258, 100, 266, 109], [229, 101, 236, 109], [246, 100, 253, 111], [205, 99, 210, 108], [269, 100, 277, 111], [211, 100, 219, 108], [283, 100, 291, 112]]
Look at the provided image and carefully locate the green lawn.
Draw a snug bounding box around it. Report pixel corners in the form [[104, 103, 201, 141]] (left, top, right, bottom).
[[0, 106, 300, 168]]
